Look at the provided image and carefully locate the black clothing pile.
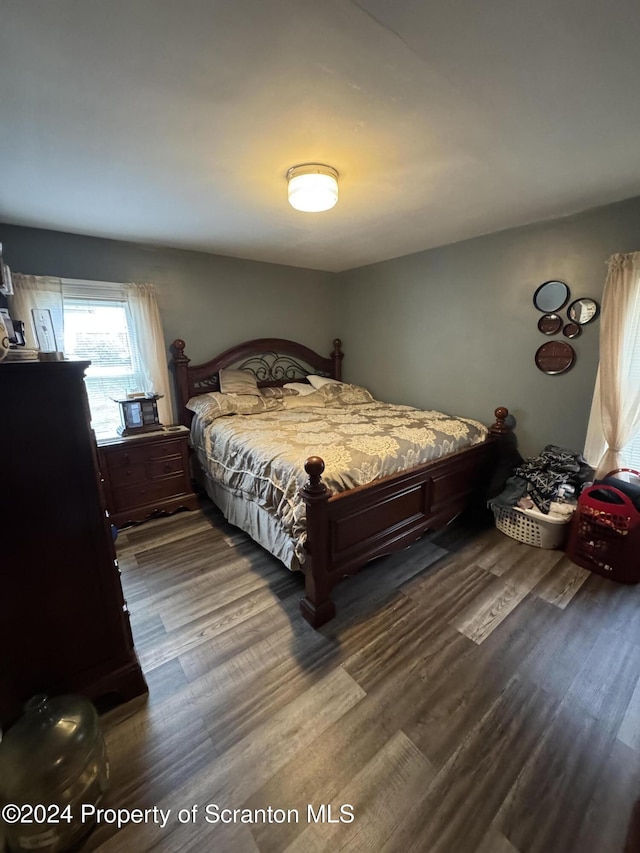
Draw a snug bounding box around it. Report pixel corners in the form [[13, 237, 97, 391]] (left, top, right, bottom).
[[489, 444, 594, 515]]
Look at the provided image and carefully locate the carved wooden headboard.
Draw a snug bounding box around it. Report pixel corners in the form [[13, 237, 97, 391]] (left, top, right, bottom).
[[169, 337, 344, 426]]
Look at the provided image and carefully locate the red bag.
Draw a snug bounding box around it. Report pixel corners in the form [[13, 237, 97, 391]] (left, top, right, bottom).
[[565, 469, 640, 583]]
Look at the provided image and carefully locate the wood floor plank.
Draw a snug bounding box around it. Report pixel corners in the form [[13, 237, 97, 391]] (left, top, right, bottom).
[[617, 670, 640, 751], [245, 694, 418, 852], [382, 676, 560, 853], [342, 591, 471, 692], [473, 529, 525, 576], [281, 730, 434, 853], [499, 545, 563, 593], [494, 703, 615, 853], [176, 592, 306, 682], [568, 738, 640, 853], [117, 505, 218, 552], [322, 539, 448, 628], [562, 629, 640, 732], [137, 586, 282, 671], [449, 576, 527, 644], [532, 554, 590, 608], [405, 615, 538, 769], [474, 826, 520, 853]]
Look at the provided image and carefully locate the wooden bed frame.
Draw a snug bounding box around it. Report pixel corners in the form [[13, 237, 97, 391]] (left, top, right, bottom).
[[170, 337, 511, 628]]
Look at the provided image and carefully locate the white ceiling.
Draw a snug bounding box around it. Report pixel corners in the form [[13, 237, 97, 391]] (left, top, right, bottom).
[[2, 0, 640, 272]]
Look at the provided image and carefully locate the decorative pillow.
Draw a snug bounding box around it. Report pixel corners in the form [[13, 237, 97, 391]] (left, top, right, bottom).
[[283, 382, 316, 396], [219, 368, 260, 396], [282, 391, 327, 409], [316, 383, 375, 406], [306, 374, 343, 390], [187, 392, 282, 424], [260, 386, 299, 399]]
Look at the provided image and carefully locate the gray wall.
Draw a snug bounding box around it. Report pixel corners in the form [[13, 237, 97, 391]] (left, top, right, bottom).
[[4, 194, 640, 458], [333, 196, 640, 458], [0, 224, 337, 365]]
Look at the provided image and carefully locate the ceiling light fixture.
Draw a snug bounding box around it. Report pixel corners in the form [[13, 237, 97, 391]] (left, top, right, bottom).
[[287, 163, 339, 213]]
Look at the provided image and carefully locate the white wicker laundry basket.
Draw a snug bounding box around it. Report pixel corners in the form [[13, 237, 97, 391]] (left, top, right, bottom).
[[492, 504, 571, 549]]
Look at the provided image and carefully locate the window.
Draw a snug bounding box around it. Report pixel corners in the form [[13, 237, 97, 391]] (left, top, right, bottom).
[[622, 303, 640, 469], [63, 295, 148, 437], [10, 275, 172, 434]]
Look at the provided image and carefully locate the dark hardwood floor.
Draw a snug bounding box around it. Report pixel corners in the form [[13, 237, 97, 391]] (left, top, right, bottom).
[[84, 500, 640, 853]]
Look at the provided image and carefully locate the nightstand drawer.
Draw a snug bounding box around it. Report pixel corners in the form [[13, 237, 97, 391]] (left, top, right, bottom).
[[109, 462, 148, 487], [148, 455, 184, 479], [107, 455, 184, 487], [144, 440, 183, 461], [106, 448, 139, 469], [113, 474, 188, 513], [105, 438, 181, 469]]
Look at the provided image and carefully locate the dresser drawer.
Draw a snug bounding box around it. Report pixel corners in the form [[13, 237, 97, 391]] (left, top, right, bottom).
[[113, 474, 188, 513]]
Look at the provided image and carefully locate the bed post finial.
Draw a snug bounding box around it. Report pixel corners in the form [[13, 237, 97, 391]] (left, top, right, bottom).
[[171, 339, 188, 363], [331, 338, 344, 381], [301, 456, 329, 499], [489, 406, 511, 435], [169, 339, 192, 427]]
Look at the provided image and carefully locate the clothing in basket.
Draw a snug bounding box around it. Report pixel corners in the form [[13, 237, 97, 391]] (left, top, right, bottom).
[[489, 444, 593, 515]]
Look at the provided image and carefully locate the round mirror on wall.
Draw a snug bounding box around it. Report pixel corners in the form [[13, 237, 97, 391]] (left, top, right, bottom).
[[533, 280, 570, 312], [567, 298, 599, 325], [535, 341, 576, 374], [537, 313, 563, 335]]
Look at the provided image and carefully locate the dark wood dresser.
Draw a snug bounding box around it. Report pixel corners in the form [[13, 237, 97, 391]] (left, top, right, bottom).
[[97, 426, 198, 527], [0, 361, 147, 728]]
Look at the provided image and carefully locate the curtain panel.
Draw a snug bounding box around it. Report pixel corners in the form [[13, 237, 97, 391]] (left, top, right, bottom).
[[9, 274, 64, 350], [584, 252, 640, 477], [124, 283, 174, 426]]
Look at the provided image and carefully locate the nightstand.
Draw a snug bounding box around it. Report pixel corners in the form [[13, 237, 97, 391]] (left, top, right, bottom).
[[97, 425, 198, 527]]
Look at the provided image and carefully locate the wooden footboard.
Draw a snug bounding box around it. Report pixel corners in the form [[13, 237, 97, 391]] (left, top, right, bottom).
[[299, 407, 511, 628]]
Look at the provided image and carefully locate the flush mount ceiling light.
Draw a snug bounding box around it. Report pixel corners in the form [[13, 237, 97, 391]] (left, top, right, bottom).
[[287, 163, 339, 212]]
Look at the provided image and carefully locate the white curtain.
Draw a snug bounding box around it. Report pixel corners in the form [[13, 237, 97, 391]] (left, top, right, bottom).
[[10, 275, 174, 426], [584, 252, 640, 478], [124, 283, 174, 426], [9, 275, 64, 350]]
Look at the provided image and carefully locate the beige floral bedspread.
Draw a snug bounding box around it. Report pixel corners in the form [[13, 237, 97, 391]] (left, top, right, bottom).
[[193, 383, 488, 564]]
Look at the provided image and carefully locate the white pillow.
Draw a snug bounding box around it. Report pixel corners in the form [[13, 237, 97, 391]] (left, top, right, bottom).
[[283, 382, 316, 396], [306, 375, 343, 390]]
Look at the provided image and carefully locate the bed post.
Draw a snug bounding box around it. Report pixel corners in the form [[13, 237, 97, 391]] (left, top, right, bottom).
[[169, 339, 191, 427], [299, 456, 335, 628], [489, 406, 510, 435], [331, 339, 344, 381]]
